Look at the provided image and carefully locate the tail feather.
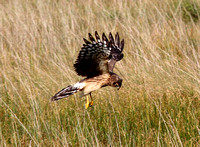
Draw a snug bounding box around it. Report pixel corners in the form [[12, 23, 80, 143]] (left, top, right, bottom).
[[51, 85, 79, 101]]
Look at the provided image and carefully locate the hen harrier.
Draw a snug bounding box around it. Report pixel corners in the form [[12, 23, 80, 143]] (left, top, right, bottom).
[[51, 31, 124, 109]]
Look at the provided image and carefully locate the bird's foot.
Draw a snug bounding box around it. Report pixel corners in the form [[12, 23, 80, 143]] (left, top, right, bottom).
[[85, 96, 90, 109], [85, 102, 89, 109], [85, 96, 93, 109], [89, 100, 93, 107]]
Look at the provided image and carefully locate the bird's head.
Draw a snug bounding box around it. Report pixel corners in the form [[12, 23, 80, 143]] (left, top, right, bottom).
[[110, 74, 123, 90]]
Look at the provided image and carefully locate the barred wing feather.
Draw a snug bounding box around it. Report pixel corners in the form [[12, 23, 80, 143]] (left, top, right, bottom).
[[74, 31, 124, 78]]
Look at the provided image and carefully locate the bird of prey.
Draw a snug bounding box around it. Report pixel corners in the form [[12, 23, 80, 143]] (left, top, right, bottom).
[[51, 31, 124, 109]]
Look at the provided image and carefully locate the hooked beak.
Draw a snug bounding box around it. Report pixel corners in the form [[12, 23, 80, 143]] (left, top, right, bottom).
[[117, 82, 122, 90]]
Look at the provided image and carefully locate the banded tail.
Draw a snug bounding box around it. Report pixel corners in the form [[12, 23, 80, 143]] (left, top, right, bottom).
[[51, 85, 80, 101]]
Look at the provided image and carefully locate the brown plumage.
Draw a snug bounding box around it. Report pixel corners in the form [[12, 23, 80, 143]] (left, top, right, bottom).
[[51, 31, 124, 107]]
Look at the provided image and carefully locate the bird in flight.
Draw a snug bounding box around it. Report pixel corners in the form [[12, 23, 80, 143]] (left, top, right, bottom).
[[51, 31, 124, 109]]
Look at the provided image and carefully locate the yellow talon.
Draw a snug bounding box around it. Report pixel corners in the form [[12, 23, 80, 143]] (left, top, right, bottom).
[[89, 94, 93, 107], [85, 94, 94, 109], [89, 100, 93, 107]]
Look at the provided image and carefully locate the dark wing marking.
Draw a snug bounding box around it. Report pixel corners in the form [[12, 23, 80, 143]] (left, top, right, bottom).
[[108, 32, 124, 72], [74, 31, 124, 78]]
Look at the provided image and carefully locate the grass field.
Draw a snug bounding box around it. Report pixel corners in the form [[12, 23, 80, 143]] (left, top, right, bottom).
[[0, 0, 200, 146]]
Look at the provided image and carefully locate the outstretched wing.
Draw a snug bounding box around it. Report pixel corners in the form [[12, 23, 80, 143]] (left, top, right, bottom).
[[74, 31, 124, 78]]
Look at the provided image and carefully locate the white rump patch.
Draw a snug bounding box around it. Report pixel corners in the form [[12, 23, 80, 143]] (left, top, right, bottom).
[[73, 82, 86, 89]]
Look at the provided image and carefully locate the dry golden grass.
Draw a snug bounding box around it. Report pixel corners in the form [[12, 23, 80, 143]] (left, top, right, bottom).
[[0, 0, 200, 146]]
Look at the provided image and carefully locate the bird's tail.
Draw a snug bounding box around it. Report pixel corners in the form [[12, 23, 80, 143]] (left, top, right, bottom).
[[51, 85, 79, 101]]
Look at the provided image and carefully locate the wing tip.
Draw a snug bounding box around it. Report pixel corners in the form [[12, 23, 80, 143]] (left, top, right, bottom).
[[83, 38, 90, 44], [88, 33, 95, 42], [109, 32, 114, 44], [120, 39, 124, 51], [95, 31, 100, 41]]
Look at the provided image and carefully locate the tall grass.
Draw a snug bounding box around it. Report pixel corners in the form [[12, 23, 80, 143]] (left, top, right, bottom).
[[0, 0, 200, 146]]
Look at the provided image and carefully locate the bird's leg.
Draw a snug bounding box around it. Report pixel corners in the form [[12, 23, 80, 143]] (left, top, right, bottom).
[[89, 93, 93, 107], [85, 93, 93, 109], [85, 96, 90, 109]]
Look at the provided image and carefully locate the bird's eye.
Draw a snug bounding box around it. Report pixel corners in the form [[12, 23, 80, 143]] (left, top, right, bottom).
[[113, 82, 118, 87]]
